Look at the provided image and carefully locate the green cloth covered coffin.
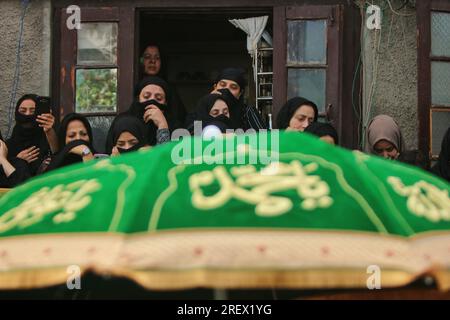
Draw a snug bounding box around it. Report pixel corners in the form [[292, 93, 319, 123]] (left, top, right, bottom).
[[0, 131, 449, 290]]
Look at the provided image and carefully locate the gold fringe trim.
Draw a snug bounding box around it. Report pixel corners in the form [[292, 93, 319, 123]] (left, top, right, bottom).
[[1, 266, 448, 292]]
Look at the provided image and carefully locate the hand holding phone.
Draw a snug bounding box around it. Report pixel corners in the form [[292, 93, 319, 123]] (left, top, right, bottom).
[[36, 96, 51, 116]]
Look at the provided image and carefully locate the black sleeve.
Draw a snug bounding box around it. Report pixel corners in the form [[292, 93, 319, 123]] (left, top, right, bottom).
[[244, 105, 267, 130], [184, 111, 198, 135], [0, 171, 9, 188], [170, 86, 187, 129], [0, 158, 32, 188]]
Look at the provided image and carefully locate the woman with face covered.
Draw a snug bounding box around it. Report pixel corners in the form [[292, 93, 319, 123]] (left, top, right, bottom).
[[6, 94, 58, 176], [184, 67, 266, 131], [105, 114, 148, 156], [45, 113, 97, 172], [127, 76, 174, 146], [188, 90, 240, 134]]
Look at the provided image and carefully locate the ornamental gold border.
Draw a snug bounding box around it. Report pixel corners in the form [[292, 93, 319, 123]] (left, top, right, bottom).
[[1, 265, 448, 292], [1, 229, 450, 291]]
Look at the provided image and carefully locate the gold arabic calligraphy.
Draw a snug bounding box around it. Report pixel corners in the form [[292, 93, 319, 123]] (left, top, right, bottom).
[[0, 179, 101, 233], [387, 177, 450, 222], [189, 160, 333, 217]]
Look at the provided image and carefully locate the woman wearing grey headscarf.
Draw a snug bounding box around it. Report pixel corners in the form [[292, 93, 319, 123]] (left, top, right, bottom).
[[364, 114, 405, 160]]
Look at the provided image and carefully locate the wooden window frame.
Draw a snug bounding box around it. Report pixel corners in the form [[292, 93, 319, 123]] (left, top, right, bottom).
[[273, 5, 343, 126], [417, 0, 450, 164], [53, 6, 135, 120]]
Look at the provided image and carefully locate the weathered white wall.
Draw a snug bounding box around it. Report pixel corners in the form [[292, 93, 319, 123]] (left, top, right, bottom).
[[361, 0, 418, 150], [0, 0, 51, 137]]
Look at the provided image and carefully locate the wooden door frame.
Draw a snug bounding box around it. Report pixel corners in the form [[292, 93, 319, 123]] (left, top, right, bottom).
[[52, 0, 361, 149]]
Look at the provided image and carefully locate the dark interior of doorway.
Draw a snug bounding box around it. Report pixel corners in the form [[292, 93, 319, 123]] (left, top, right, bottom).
[[138, 10, 273, 115]]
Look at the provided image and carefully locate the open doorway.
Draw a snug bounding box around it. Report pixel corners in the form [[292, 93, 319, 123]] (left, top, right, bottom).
[[137, 9, 273, 118]]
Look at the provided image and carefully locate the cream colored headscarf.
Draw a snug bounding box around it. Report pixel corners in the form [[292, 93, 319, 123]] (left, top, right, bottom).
[[364, 115, 405, 155]]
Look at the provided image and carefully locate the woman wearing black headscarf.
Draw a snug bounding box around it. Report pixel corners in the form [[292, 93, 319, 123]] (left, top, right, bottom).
[[0, 131, 30, 187], [212, 67, 266, 130], [6, 94, 58, 176], [127, 76, 174, 146], [45, 113, 96, 172], [276, 97, 318, 131], [140, 43, 187, 128], [431, 127, 450, 182], [105, 114, 148, 156], [185, 67, 266, 131], [187, 88, 241, 133], [304, 122, 339, 145]]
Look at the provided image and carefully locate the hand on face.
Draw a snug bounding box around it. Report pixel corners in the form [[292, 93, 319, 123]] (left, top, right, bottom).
[[143, 105, 168, 129], [111, 146, 120, 157], [212, 80, 241, 99], [68, 144, 90, 157]]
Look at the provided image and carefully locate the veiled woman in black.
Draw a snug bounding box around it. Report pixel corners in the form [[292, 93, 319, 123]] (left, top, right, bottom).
[[105, 113, 148, 156], [140, 43, 187, 128], [187, 90, 240, 134], [126, 76, 174, 146], [45, 113, 97, 172], [6, 94, 58, 176]]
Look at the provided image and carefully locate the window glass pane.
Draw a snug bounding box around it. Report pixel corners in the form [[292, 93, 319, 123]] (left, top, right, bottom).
[[76, 68, 117, 113], [431, 62, 450, 106], [431, 12, 450, 57], [86, 115, 115, 154], [287, 68, 326, 113], [77, 23, 118, 65], [431, 110, 450, 156], [287, 20, 326, 64]]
